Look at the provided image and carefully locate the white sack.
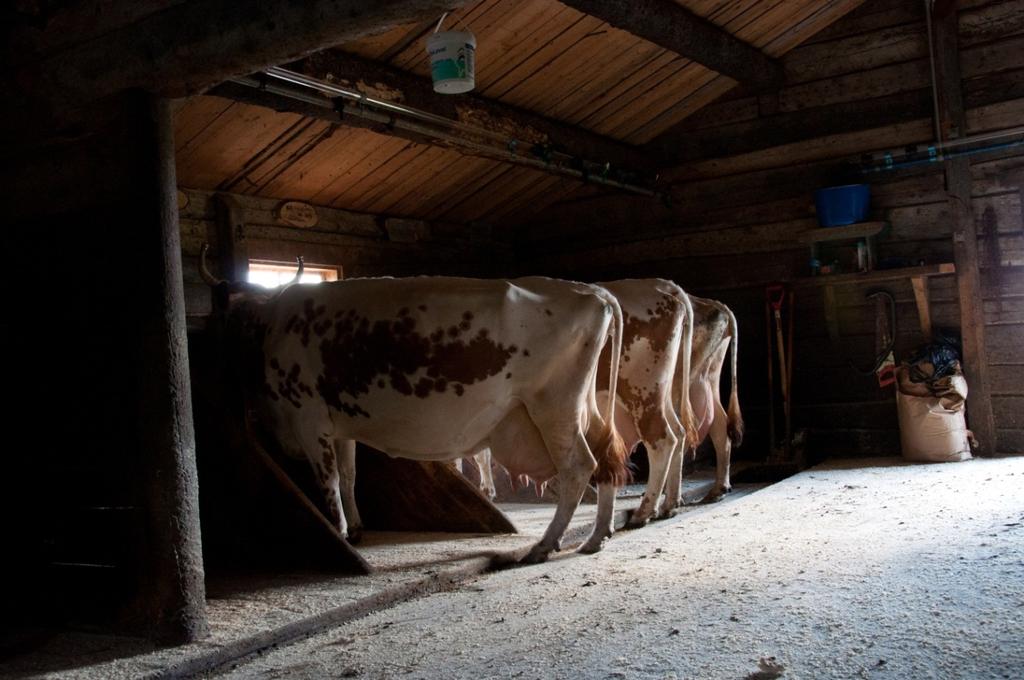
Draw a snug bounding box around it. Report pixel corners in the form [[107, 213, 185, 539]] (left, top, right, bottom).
[[896, 390, 972, 463]]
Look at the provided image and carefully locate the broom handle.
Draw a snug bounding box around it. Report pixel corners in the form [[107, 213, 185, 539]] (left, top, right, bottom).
[[785, 290, 795, 451], [765, 294, 776, 449], [774, 309, 788, 420]]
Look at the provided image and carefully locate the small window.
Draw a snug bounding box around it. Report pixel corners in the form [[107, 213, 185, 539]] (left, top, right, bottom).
[[247, 261, 341, 289]]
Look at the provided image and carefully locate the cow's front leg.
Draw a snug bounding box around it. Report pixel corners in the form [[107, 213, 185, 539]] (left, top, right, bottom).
[[523, 431, 594, 564], [336, 438, 363, 543], [304, 434, 350, 540], [475, 449, 497, 500]]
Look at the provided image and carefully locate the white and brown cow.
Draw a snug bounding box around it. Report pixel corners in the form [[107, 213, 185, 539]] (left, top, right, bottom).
[[203, 252, 628, 563], [458, 279, 698, 541], [593, 279, 698, 532], [464, 279, 700, 541], [661, 295, 743, 509]]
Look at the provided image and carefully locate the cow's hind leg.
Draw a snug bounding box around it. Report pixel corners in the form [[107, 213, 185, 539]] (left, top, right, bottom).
[[335, 438, 363, 542], [628, 426, 678, 527], [524, 431, 594, 564], [658, 442, 685, 517], [702, 399, 733, 503], [579, 483, 617, 553]]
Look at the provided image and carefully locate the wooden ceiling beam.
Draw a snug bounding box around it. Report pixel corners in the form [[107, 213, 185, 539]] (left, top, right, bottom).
[[14, 0, 469, 110], [560, 0, 784, 89], [283, 50, 654, 174]]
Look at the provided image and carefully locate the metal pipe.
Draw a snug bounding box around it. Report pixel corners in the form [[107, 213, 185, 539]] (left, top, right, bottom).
[[265, 66, 624, 175], [859, 133, 1024, 173], [232, 68, 657, 196], [265, 66, 509, 145]]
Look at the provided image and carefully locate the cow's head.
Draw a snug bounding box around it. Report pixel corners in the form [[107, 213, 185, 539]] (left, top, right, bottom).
[[198, 243, 304, 312], [199, 243, 305, 399]]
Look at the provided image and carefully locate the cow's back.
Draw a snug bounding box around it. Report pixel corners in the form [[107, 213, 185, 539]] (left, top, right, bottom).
[[254, 276, 613, 457]]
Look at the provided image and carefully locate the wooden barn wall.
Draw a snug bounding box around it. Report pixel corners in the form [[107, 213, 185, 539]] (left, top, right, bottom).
[[178, 188, 515, 320], [516, 0, 1024, 458]]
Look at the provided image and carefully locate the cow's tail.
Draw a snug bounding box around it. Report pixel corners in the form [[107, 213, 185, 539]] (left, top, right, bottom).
[[721, 302, 744, 448], [591, 288, 629, 486], [676, 290, 700, 449]]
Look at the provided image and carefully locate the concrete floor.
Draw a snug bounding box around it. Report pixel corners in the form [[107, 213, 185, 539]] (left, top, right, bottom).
[[6, 458, 1022, 679], [0, 473, 730, 679], [208, 457, 1024, 680]]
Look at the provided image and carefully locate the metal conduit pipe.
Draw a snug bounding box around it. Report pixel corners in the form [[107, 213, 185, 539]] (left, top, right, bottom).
[[234, 67, 658, 197], [265, 66, 510, 146], [858, 126, 1024, 173]]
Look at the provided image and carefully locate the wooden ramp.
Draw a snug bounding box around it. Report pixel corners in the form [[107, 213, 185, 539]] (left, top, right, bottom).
[[189, 332, 516, 577]]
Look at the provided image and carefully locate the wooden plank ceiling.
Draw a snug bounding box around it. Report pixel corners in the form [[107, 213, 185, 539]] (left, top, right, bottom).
[[174, 0, 865, 226]]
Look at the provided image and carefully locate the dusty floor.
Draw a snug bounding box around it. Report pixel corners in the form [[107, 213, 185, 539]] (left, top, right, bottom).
[[2, 475, 730, 680], [208, 457, 1024, 680]]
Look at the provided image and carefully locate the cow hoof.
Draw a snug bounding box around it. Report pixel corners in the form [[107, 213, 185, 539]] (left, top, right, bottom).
[[578, 537, 607, 554], [700, 491, 725, 504], [626, 509, 651, 529], [655, 507, 678, 521], [521, 545, 552, 564], [346, 527, 364, 545]]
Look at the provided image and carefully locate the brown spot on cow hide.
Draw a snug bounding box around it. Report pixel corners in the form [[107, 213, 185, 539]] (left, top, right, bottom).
[[316, 309, 515, 413], [286, 299, 329, 347], [274, 362, 308, 408], [622, 295, 683, 357], [596, 294, 683, 392], [414, 378, 433, 398], [545, 309, 553, 316]]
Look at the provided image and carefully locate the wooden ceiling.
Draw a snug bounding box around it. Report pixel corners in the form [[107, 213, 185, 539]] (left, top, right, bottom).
[[174, 0, 866, 225]]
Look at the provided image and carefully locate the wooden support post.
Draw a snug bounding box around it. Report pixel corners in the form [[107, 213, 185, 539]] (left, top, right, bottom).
[[215, 193, 249, 281], [135, 93, 208, 641], [933, 0, 996, 454], [910, 276, 933, 341]]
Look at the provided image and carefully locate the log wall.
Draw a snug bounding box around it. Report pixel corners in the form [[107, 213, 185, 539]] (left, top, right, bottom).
[[516, 0, 1024, 457], [178, 188, 515, 321]]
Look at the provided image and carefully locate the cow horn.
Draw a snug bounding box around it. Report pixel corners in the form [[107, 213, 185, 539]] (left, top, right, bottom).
[[198, 243, 225, 287], [279, 256, 305, 288]]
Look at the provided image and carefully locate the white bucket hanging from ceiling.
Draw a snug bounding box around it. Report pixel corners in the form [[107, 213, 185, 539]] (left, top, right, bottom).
[[426, 29, 476, 94]]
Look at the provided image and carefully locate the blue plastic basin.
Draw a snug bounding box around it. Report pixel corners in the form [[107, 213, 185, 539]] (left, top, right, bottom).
[[815, 184, 871, 227]]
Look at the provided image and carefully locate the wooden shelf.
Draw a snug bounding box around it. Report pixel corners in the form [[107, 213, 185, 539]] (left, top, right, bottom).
[[797, 221, 887, 244], [791, 263, 956, 342], [792, 262, 955, 288]]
